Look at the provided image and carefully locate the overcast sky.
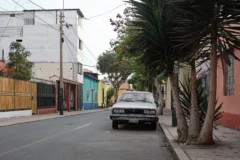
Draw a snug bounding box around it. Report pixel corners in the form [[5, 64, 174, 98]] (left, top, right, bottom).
[[2, 0, 126, 76]]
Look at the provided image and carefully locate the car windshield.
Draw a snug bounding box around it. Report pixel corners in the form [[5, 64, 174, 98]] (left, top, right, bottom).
[[117, 92, 154, 103]]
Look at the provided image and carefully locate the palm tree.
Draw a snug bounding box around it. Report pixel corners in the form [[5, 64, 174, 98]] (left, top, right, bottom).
[[127, 0, 189, 142], [170, 0, 240, 144]]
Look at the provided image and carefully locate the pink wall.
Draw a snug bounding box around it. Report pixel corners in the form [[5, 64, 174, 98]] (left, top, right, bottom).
[[216, 49, 240, 130]]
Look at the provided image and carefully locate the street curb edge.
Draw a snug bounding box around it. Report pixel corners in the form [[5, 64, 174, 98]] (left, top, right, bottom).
[[158, 122, 191, 160]]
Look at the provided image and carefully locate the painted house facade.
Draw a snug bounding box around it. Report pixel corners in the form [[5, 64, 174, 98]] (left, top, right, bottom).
[[83, 71, 99, 110], [165, 56, 240, 130], [216, 49, 240, 130], [165, 64, 190, 110]]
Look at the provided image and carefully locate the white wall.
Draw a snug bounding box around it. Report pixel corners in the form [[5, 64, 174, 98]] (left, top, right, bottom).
[[0, 110, 32, 119], [0, 12, 24, 56], [0, 10, 84, 83], [32, 62, 83, 83], [33, 62, 72, 81], [0, 12, 24, 27], [0, 10, 83, 64]]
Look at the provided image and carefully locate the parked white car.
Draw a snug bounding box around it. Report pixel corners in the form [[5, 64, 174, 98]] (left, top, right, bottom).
[[110, 91, 158, 130]]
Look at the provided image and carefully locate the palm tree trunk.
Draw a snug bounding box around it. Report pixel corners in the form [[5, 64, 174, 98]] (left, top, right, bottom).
[[198, 28, 217, 145], [154, 71, 165, 115], [187, 61, 200, 144], [169, 73, 188, 142]]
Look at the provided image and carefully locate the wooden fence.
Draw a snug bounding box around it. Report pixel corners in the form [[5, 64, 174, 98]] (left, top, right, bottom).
[[0, 77, 37, 114]]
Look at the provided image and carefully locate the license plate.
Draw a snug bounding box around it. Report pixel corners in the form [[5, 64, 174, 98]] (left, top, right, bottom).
[[129, 118, 139, 123]]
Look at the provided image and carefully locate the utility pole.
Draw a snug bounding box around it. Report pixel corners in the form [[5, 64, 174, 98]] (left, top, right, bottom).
[[59, 8, 64, 115], [2, 50, 4, 61]]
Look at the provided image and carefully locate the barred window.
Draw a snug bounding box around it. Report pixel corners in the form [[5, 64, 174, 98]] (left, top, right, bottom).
[[225, 55, 234, 96]]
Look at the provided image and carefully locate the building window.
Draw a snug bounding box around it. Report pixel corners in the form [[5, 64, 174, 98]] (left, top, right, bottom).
[[24, 12, 35, 25], [78, 63, 82, 74], [79, 39, 83, 50], [87, 89, 90, 102], [225, 55, 234, 96]]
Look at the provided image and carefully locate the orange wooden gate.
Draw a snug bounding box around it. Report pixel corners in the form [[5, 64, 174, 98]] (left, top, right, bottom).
[[0, 77, 37, 114]]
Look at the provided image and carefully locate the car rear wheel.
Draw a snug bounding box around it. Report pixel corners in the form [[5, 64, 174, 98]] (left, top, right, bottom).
[[112, 120, 118, 129], [151, 122, 157, 130]]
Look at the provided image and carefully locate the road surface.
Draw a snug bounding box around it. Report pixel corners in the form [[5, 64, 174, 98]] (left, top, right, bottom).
[[0, 111, 175, 160]]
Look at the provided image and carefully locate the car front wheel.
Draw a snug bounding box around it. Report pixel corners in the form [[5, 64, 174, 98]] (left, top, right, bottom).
[[112, 120, 118, 129]]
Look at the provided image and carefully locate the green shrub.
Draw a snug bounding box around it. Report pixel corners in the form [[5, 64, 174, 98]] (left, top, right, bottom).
[[180, 76, 223, 129], [106, 88, 115, 106]]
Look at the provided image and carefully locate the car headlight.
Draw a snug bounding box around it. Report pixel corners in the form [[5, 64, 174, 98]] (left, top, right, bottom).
[[150, 110, 156, 115], [113, 109, 125, 114], [144, 110, 156, 115]]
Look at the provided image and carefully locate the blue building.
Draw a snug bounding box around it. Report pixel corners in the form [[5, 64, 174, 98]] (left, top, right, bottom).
[[83, 71, 99, 110]]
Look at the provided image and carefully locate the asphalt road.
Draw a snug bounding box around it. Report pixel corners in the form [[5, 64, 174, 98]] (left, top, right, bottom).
[[0, 111, 175, 160]]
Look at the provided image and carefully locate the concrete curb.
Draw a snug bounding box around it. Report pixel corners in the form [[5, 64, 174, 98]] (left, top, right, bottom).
[[158, 122, 190, 160], [0, 109, 108, 128]]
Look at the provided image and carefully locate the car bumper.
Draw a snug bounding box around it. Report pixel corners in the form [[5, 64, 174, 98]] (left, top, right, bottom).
[[110, 114, 159, 122]]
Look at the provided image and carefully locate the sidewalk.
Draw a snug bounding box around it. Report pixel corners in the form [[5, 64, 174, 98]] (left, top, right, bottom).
[[158, 109, 240, 160], [0, 109, 108, 127]]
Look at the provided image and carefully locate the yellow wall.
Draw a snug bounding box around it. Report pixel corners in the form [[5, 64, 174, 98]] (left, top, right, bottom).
[[165, 64, 190, 110], [98, 81, 108, 107]]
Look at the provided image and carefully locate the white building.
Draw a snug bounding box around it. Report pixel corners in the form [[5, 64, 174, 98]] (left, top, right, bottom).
[[0, 9, 84, 83]]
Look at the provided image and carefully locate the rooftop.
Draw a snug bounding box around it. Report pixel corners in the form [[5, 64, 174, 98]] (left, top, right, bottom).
[[24, 8, 84, 18]]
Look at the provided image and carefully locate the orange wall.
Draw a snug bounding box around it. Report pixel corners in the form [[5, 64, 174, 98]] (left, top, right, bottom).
[[216, 49, 240, 130]]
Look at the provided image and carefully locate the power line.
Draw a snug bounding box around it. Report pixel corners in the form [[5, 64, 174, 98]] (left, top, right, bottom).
[[70, 27, 97, 61], [28, 0, 56, 20], [25, 1, 97, 63], [1, 2, 96, 66], [65, 38, 95, 67], [0, 6, 92, 65], [0, 0, 20, 42], [3, 0, 11, 5], [82, 41, 98, 61], [11, 0, 59, 31], [62, 3, 126, 20], [0, 9, 59, 32], [87, 3, 125, 19], [63, 34, 94, 65], [26, 1, 97, 64]]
